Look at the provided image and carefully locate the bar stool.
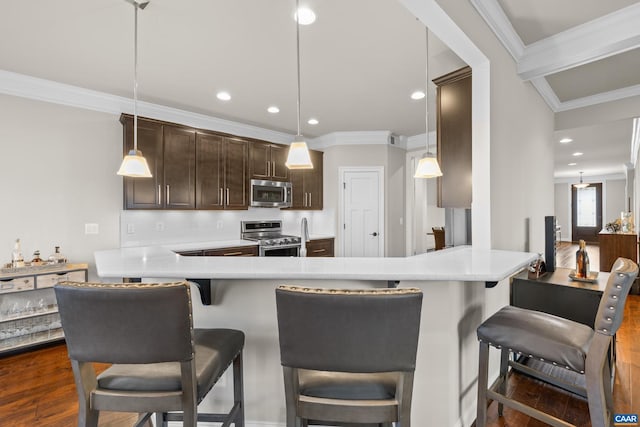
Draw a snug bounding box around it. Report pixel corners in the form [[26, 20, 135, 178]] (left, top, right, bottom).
[[275, 285, 423, 427], [55, 281, 245, 427], [475, 257, 638, 427]]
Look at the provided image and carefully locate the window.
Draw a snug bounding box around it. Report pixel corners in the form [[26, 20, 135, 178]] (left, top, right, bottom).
[[576, 187, 596, 227]]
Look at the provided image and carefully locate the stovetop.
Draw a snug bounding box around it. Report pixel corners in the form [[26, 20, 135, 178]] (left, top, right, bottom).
[[240, 220, 301, 247]]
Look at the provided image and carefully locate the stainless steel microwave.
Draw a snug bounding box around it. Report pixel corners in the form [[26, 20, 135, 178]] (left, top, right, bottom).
[[250, 179, 292, 208]]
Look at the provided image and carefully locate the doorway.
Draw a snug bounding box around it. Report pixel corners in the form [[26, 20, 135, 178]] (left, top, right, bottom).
[[339, 167, 384, 257], [571, 183, 602, 243]]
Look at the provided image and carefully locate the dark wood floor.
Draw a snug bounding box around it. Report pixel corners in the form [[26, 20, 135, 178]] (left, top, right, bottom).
[[0, 242, 636, 426], [483, 241, 640, 426]]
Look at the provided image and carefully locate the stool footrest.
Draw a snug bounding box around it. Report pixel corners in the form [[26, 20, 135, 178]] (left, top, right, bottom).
[[487, 388, 575, 427]]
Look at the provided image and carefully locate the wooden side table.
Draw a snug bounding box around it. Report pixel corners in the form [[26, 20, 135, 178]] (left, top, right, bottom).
[[599, 231, 637, 272]]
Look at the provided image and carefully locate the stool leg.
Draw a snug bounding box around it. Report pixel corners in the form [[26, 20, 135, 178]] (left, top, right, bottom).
[[498, 348, 509, 416], [476, 341, 490, 427], [233, 352, 245, 427], [155, 412, 167, 427], [586, 335, 611, 427]]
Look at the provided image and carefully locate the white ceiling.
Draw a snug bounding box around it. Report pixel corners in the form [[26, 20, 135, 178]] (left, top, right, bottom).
[[1, 0, 638, 179]]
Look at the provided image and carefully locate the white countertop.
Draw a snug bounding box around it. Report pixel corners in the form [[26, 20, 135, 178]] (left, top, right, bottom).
[[95, 245, 537, 283]]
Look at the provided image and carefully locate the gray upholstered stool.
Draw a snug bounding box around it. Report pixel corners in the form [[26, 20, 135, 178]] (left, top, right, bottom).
[[55, 281, 245, 427], [275, 285, 423, 427], [476, 257, 638, 427]]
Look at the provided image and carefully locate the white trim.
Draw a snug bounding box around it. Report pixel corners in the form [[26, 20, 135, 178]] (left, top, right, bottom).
[[530, 78, 561, 112], [518, 3, 640, 81], [469, 0, 524, 60], [556, 84, 640, 112], [338, 166, 385, 257], [406, 131, 437, 151], [400, 0, 492, 250], [0, 69, 293, 144], [632, 118, 640, 168], [311, 131, 392, 150]]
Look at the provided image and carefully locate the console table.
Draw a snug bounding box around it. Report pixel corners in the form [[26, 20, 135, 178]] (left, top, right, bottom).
[[599, 231, 637, 272]]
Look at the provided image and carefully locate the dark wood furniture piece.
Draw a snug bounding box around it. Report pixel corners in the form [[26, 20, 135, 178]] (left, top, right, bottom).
[[305, 238, 334, 257], [288, 149, 324, 210], [121, 115, 323, 211], [510, 267, 611, 398], [434, 66, 472, 209], [249, 140, 289, 181], [599, 231, 637, 272], [432, 227, 445, 250], [177, 245, 258, 257]]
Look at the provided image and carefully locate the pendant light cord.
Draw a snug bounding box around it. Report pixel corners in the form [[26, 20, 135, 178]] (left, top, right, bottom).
[[295, 0, 302, 138], [133, 2, 139, 152], [425, 27, 431, 155]]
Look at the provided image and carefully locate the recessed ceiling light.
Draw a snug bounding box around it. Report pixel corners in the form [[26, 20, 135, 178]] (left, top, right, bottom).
[[267, 106, 280, 114], [568, 162, 577, 166], [411, 91, 426, 100], [572, 152, 583, 157], [559, 138, 573, 144], [216, 91, 231, 101], [307, 118, 319, 125], [294, 7, 316, 25]]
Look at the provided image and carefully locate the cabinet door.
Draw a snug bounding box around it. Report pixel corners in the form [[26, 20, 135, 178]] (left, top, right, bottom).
[[224, 138, 249, 209], [249, 141, 271, 180], [163, 125, 196, 209], [270, 143, 289, 181], [306, 238, 334, 257], [305, 150, 323, 210], [123, 117, 164, 209], [288, 170, 305, 209], [196, 133, 224, 209]]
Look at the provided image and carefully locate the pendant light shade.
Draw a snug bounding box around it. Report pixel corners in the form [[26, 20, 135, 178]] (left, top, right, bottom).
[[574, 171, 589, 189], [286, 0, 313, 170], [414, 27, 442, 179], [117, 0, 152, 178]]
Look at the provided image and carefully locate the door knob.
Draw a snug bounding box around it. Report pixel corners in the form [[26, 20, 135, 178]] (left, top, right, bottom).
[[370, 232, 378, 237]]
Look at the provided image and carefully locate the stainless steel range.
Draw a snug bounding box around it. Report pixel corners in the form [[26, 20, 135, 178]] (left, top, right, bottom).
[[241, 220, 301, 257]]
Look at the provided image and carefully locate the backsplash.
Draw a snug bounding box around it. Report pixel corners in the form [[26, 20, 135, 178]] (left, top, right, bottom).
[[120, 209, 335, 247]]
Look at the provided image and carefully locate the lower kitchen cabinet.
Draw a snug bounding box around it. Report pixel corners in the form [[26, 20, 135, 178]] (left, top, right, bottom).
[[306, 238, 334, 257], [0, 264, 88, 356], [178, 246, 258, 257]]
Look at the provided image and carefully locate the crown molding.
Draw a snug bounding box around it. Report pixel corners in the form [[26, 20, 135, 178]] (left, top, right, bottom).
[[632, 118, 640, 168], [517, 3, 640, 81], [0, 69, 293, 144], [469, 0, 524, 60], [406, 131, 437, 151], [529, 78, 561, 112], [555, 83, 640, 113], [311, 131, 393, 150]]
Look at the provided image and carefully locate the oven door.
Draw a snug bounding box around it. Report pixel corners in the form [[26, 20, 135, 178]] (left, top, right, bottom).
[[260, 245, 300, 257], [250, 180, 292, 208]]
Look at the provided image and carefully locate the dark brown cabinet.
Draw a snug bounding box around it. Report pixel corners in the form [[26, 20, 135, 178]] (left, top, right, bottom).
[[434, 66, 472, 209], [306, 238, 334, 257], [196, 133, 249, 210], [289, 149, 323, 210], [249, 141, 289, 181], [163, 125, 196, 209], [177, 246, 258, 257], [598, 231, 638, 272]]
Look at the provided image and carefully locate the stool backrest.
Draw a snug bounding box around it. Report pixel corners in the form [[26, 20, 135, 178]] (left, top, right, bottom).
[[594, 257, 638, 336], [276, 286, 423, 373], [55, 281, 194, 364]]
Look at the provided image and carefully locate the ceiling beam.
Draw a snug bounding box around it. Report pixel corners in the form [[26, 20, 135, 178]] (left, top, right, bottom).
[[517, 3, 640, 81]]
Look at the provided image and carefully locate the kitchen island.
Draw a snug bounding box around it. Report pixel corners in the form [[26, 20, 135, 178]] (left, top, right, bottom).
[[94, 245, 537, 427]]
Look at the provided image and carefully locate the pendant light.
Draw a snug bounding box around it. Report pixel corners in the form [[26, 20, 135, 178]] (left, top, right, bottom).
[[574, 171, 589, 189], [414, 27, 442, 179], [285, 0, 313, 170], [117, 0, 152, 178]]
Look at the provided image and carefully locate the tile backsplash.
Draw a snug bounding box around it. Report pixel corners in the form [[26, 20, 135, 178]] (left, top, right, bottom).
[[120, 208, 335, 247]]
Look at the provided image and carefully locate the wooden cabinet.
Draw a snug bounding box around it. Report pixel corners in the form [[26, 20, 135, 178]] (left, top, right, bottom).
[[289, 149, 324, 210], [306, 238, 334, 257], [122, 118, 196, 209], [0, 264, 88, 355], [434, 66, 472, 209], [196, 133, 249, 210], [177, 246, 258, 257], [599, 231, 637, 272], [249, 141, 289, 181]]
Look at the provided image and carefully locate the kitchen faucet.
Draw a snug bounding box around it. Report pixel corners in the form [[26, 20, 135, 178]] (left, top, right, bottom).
[[300, 217, 309, 257]]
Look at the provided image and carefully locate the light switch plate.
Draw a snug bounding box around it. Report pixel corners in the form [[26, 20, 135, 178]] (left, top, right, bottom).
[[85, 223, 99, 235]]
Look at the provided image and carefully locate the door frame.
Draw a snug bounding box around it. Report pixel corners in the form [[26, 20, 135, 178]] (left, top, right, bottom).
[[338, 166, 385, 257]]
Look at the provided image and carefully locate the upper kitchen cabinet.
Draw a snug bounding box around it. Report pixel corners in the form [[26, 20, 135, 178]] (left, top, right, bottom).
[[195, 133, 249, 210], [122, 116, 196, 209], [434, 66, 472, 209], [249, 141, 289, 181], [288, 149, 323, 210]]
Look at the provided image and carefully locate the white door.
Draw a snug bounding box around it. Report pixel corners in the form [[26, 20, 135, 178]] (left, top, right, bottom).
[[341, 168, 384, 257]]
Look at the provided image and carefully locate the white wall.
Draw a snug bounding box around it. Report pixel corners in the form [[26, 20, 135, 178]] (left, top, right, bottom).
[[554, 183, 570, 241], [0, 94, 122, 280], [606, 179, 627, 225]]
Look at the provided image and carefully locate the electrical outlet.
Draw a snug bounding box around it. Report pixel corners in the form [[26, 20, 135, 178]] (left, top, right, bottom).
[[85, 223, 99, 235], [127, 224, 135, 234], [216, 220, 224, 229], [156, 222, 165, 232]]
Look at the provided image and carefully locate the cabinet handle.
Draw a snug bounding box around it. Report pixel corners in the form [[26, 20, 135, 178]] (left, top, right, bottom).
[[309, 192, 312, 207], [223, 252, 243, 256], [226, 188, 230, 205], [304, 192, 307, 207], [158, 185, 162, 205], [272, 161, 276, 177], [166, 185, 170, 205], [220, 188, 223, 204], [266, 160, 270, 176], [313, 249, 326, 253]]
